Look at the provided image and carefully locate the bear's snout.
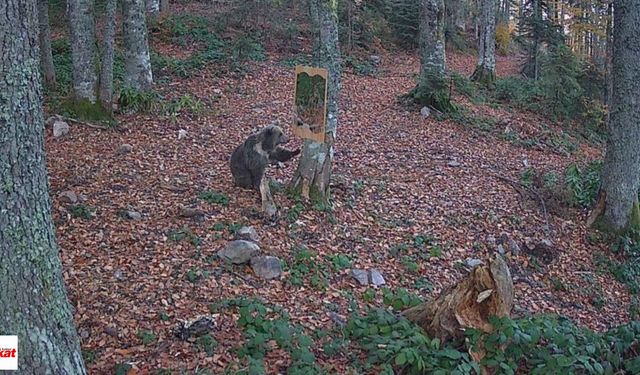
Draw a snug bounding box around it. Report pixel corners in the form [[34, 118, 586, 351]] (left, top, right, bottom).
[[280, 134, 290, 144]]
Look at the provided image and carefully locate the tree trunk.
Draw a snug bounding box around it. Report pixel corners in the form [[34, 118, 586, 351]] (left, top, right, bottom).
[[68, 0, 98, 102], [291, 0, 341, 202], [146, 0, 160, 16], [160, 0, 169, 13], [99, 0, 117, 111], [471, 0, 497, 83], [406, 0, 451, 111], [589, 0, 640, 232], [0, 1, 87, 373], [403, 256, 514, 353], [604, 2, 614, 125], [37, 0, 56, 88], [123, 0, 153, 91]]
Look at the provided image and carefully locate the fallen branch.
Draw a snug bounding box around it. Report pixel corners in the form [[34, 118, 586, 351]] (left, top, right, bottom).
[[60, 115, 110, 130], [493, 174, 550, 234]]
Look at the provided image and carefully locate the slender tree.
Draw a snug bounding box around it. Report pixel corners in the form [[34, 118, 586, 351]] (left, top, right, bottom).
[[589, 0, 640, 232], [0, 0, 87, 372], [292, 0, 341, 202], [405, 0, 451, 111], [123, 0, 153, 91], [68, 0, 98, 102], [37, 0, 56, 88], [99, 0, 117, 111], [471, 0, 497, 83]]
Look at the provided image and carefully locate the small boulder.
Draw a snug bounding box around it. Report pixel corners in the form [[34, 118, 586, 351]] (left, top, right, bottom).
[[464, 258, 483, 268], [447, 160, 461, 167], [420, 106, 431, 119], [178, 129, 188, 139], [497, 244, 506, 255], [174, 315, 216, 340], [218, 240, 260, 264], [124, 210, 142, 220], [235, 226, 260, 243], [250, 255, 283, 279], [179, 207, 205, 220], [508, 239, 521, 255], [351, 269, 369, 286], [369, 55, 381, 66], [59, 191, 78, 204], [369, 268, 385, 286], [53, 120, 70, 138], [116, 143, 134, 155]]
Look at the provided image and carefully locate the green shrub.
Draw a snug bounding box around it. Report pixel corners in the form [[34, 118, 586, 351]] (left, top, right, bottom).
[[564, 161, 603, 208], [118, 86, 157, 113]]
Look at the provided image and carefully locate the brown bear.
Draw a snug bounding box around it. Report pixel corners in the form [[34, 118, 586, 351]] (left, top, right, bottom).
[[229, 125, 300, 190]]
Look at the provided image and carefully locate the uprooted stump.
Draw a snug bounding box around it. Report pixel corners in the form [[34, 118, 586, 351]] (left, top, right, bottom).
[[402, 255, 513, 355]]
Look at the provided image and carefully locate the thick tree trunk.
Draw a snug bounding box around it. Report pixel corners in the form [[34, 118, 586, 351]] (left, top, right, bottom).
[[403, 256, 514, 351], [99, 0, 117, 111], [123, 0, 153, 91], [291, 0, 341, 202], [160, 0, 169, 13], [68, 0, 98, 102], [471, 0, 496, 84], [37, 0, 56, 88], [604, 2, 614, 125], [590, 0, 640, 232], [0, 1, 87, 373], [406, 0, 451, 111]]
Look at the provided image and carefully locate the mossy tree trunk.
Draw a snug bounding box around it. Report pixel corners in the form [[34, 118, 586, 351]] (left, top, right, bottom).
[[99, 0, 117, 111], [291, 0, 341, 203], [37, 0, 56, 89], [471, 0, 496, 84], [406, 0, 452, 112], [589, 0, 640, 233], [403, 256, 513, 359], [123, 0, 153, 91], [0, 1, 87, 372], [68, 0, 98, 102]]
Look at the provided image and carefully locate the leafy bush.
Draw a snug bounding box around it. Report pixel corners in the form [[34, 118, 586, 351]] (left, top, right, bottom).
[[118, 86, 157, 113], [538, 45, 584, 120], [495, 23, 511, 55], [199, 190, 230, 206], [564, 161, 603, 208]]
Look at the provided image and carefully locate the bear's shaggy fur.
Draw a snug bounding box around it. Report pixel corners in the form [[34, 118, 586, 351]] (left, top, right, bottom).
[[229, 125, 300, 190]]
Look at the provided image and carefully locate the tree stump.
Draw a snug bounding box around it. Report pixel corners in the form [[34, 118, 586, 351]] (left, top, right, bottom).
[[259, 177, 277, 219], [402, 255, 514, 358]]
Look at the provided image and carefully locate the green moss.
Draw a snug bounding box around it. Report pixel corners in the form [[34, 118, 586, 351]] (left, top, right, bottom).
[[60, 98, 114, 124], [629, 199, 640, 231], [404, 74, 457, 113]]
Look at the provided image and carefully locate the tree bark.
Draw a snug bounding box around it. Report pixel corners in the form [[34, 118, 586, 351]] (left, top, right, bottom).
[[160, 0, 169, 13], [146, 0, 160, 16], [99, 0, 117, 111], [471, 0, 497, 83], [37, 0, 56, 88], [0, 1, 87, 373], [591, 0, 640, 232], [403, 256, 514, 351], [291, 0, 341, 202], [123, 0, 153, 91], [68, 0, 98, 102]]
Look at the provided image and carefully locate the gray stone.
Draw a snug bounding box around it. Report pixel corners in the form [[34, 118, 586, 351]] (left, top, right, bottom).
[[178, 129, 188, 139], [250, 255, 283, 279], [53, 120, 70, 138], [117, 143, 134, 154], [420, 106, 431, 119], [508, 239, 521, 255], [125, 210, 142, 220], [448, 160, 461, 167], [369, 268, 385, 286], [218, 240, 260, 264], [369, 55, 381, 66], [179, 207, 205, 220], [59, 190, 78, 204], [464, 258, 483, 268], [174, 315, 216, 340], [235, 226, 260, 243], [351, 269, 369, 285], [497, 244, 506, 255], [487, 235, 497, 250]]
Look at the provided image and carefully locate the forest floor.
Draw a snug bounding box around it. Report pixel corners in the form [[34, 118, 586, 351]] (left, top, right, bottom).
[[45, 9, 631, 375]]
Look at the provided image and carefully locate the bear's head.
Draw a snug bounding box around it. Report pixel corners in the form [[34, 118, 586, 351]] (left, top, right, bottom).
[[260, 125, 289, 152]]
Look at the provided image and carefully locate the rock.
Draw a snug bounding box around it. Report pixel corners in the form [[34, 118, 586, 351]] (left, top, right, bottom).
[[527, 239, 557, 264], [351, 269, 369, 285], [124, 210, 142, 220], [116, 143, 134, 155], [59, 190, 78, 204], [369, 55, 381, 66], [235, 226, 260, 243], [114, 269, 125, 280], [497, 244, 506, 255], [328, 311, 347, 328], [369, 268, 385, 286], [104, 326, 119, 337], [174, 315, 216, 340], [508, 239, 521, 255], [53, 120, 70, 138], [179, 207, 205, 220], [420, 106, 431, 119], [464, 258, 483, 268], [250, 255, 283, 279], [487, 235, 497, 250], [178, 129, 188, 139], [218, 240, 260, 264], [447, 160, 461, 167]]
